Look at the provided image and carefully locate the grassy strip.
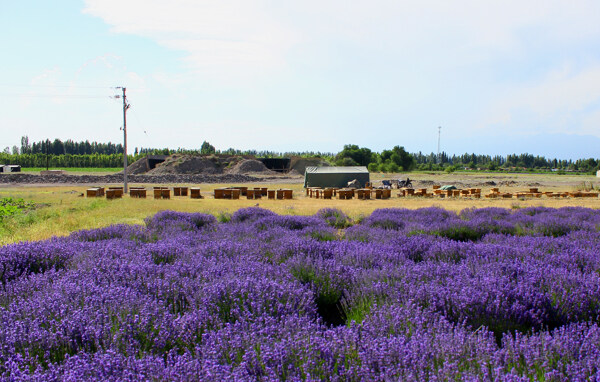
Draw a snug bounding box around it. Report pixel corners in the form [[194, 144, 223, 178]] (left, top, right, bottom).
[[21, 167, 122, 174], [1, 183, 600, 245]]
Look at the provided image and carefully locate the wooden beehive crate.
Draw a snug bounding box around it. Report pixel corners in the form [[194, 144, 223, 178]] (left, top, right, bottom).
[[190, 188, 202, 199], [173, 187, 188, 197], [106, 189, 122, 199], [87, 188, 101, 197], [214, 189, 225, 199], [130, 188, 147, 198]]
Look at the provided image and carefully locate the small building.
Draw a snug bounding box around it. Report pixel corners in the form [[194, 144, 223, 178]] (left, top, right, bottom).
[[597, 170, 600, 178], [2, 165, 21, 173], [304, 166, 370, 188], [259, 157, 291, 173]]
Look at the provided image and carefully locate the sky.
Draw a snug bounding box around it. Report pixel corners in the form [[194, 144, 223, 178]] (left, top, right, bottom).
[[1, 0, 600, 159]]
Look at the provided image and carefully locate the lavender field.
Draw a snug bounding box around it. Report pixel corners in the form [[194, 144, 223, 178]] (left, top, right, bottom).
[[2, 206, 600, 381]]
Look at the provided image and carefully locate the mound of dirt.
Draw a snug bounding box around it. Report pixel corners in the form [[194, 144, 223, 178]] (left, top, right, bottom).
[[227, 159, 276, 175], [289, 157, 331, 175], [147, 155, 223, 175], [124, 157, 151, 175]]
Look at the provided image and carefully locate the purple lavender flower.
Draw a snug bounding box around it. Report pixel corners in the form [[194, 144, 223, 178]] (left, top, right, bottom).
[[2, 207, 600, 380]]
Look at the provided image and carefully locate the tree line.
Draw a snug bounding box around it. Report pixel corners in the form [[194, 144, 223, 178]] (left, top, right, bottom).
[[0, 153, 134, 168], [332, 145, 599, 173], [17, 136, 124, 156], [412, 152, 599, 173], [3, 136, 599, 174]]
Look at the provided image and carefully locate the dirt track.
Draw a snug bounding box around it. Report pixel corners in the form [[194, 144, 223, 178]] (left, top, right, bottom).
[[372, 172, 599, 192], [1, 171, 598, 192], [0, 173, 302, 187]]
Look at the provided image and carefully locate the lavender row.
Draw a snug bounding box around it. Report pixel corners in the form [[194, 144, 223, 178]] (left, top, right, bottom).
[[0, 207, 599, 380]]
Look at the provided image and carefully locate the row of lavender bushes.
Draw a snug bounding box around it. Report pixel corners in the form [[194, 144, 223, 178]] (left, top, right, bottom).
[[1, 206, 600, 380]]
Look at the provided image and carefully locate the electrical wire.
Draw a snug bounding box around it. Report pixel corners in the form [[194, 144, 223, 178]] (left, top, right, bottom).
[[2, 93, 115, 99], [129, 106, 148, 137], [0, 84, 119, 98], [0, 84, 115, 89]]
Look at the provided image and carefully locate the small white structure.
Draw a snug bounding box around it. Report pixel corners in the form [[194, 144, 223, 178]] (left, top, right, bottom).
[[597, 170, 600, 178], [1, 165, 21, 173]]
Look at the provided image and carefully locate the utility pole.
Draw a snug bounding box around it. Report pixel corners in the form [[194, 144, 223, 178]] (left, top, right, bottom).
[[46, 139, 50, 171], [115, 87, 131, 193], [437, 126, 442, 164]]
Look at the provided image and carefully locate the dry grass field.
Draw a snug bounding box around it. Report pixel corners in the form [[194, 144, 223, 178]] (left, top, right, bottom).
[[1, 171, 599, 245]]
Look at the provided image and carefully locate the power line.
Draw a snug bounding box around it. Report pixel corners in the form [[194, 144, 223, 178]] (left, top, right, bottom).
[[1, 93, 114, 99], [129, 106, 149, 136], [0, 84, 114, 89]]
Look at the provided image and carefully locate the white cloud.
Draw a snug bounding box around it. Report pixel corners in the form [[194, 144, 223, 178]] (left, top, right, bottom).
[[582, 109, 600, 136], [481, 64, 600, 135], [74, 54, 122, 78], [81, 0, 600, 146], [82, 1, 600, 78], [83, 0, 298, 78]]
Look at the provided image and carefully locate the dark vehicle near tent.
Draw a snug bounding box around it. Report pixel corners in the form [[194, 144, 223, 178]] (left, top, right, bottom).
[[398, 177, 412, 188]]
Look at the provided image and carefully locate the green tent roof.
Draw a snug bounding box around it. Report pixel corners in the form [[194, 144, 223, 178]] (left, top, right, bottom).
[[304, 166, 370, 188], [305, 166, 369, 174]]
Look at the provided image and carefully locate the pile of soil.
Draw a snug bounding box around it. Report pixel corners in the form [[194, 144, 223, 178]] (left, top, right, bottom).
[[227, 159, 276, 175], [147, 155, 222, 175], [123, 154, 331, 177], [289, 157, 331, 175], [124, 157, 150, 175]]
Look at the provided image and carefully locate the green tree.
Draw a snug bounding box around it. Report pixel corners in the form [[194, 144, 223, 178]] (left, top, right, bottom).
[[335, 144, 373, 166], [387, 162, 400, 173], [20, 136, 30, 154], [340, 157, 359, 166], [389, 146, 415, 171], [200, 141, 216, 154]]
